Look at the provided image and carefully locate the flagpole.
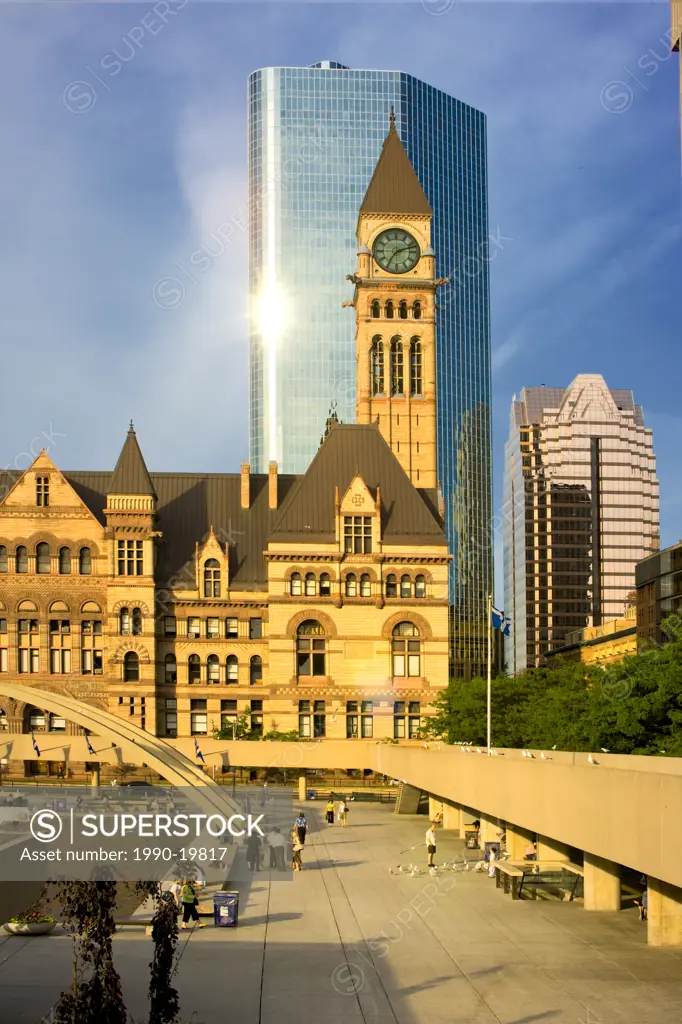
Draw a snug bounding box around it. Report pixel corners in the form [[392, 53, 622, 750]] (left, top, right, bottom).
[[487, 593, 492, 754]]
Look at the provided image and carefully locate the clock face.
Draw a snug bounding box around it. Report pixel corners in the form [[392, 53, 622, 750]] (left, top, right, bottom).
[[373, 229, 420, 274]]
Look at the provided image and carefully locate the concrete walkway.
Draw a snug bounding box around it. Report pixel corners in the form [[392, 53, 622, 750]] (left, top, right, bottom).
[[1, 804, 681, 1023]]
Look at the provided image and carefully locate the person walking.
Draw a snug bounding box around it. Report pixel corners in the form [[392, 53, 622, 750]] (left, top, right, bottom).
[[338, 800, 348, 827], [325, 798, 335, 825], [294, 811, 308, 846], [268, 828, 286, 870], [246, 831, 262, 871], [180, 880, 206, 930], [425, 822, 437, 868], [524, 840, 537, 862], [291, 828, 304, 872]]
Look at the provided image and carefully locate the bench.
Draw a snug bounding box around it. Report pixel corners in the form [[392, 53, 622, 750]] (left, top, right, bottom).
[[495, 862, 524, 899], [506, 861, 583, 901]]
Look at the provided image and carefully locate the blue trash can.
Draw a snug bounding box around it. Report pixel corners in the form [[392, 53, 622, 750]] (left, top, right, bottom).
[[213, 891, 239, 928], [307, 789, 316, 800]]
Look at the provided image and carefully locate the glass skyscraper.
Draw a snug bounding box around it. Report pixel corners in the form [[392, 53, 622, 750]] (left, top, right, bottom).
[[248, 61, 492, 675]]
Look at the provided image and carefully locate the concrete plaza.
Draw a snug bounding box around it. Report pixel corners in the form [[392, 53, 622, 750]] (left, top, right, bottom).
[[1, 804, 682, 1024]]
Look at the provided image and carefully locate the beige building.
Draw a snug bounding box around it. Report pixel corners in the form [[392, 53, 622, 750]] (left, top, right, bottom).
[[503, 374, 659, 673]]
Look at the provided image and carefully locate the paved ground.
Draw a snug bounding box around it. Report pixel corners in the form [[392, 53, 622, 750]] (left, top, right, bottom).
[[1, 804, 682, 1024]]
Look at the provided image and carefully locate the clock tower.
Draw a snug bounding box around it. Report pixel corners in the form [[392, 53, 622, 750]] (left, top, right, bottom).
[[345, 112, 446, 489]]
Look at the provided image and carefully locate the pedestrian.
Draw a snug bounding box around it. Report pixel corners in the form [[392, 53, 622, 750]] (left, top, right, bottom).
[[180, 879, 206, 929], [425, 821, 437, 868], [524, 841, 537, 862], [246, 831, 262, 871], [261, 781, 268, 807], [268, 827, 286, 870], [338, 800, 348, 827], [169, 879, 182, 908], [326, 798, 335, 825], [291, 828, 304, 872], [294, 811, 308, 845], [488, 847, 498, 878]]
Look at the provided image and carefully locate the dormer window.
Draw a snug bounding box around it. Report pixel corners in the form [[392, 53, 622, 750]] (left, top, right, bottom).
[[343, 516, 372, 555], [204, 558, 221, 598], [36, 476, 49, 507]]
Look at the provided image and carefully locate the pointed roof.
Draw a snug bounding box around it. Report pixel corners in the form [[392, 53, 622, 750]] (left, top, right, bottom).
[[108, 422, 157, 497], [359, 111, 432, 218]]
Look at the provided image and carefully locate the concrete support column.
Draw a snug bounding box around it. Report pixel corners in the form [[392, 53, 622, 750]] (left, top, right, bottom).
[[428, 796, 444, 822], [441, 801, 459, 831], [584, 853, 621, 911], [91, 766, 100, 790], [479, 813, 501, 847], [537, 835, 572, 863], [298, 772, 307, 803], [505, 824, 534, 861], [648, 877, 682, 947]]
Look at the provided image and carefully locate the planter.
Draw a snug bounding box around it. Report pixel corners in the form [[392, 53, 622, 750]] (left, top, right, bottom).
[[3, 921, 56, 936]]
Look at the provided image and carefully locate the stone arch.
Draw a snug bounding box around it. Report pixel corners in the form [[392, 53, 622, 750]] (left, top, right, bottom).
[[17, 599, 39, 613], [380, 610, 433, 641], [49, 600, 70, 614], [111, 599, 151, 617], [80, 600, 103, 614], [73, 540, 101, 557], [113, 641, 151, 664], [285, 609, 338, 639]]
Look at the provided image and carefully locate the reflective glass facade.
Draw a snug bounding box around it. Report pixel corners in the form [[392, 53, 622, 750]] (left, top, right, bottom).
[[248, 63, 492, 674]]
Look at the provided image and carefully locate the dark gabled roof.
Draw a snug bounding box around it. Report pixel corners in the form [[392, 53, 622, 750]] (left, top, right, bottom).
[[109, 424, 156, 497], [359, 116, 432, 219], [271, 423, 444, 544]]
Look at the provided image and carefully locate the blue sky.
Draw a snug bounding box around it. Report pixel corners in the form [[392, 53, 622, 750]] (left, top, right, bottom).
[[0, 1, 679, 589]]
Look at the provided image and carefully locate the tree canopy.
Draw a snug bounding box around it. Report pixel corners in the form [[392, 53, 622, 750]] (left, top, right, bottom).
[[423, 629, 682, 756]]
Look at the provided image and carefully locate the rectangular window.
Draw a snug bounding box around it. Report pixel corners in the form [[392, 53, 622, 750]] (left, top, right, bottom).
[[190, 713, 207, 736], [394, 716, 405, 739], [30, 649, 40, 674], [0, 649, 7, 672], [408, 717, 420, 739], [117, 539, 144, 576], [81, 621, 102, 675], [207, 617, 220, 639], [36, 476, 49, 507], [0, 619, 6, 634], [346, 701, 358, 737], [361, 700, 373, 738], [165, 698, 177, 711], [298, 699, 311, 738], [187, 617, 201, 639], [343, 516, 372, 554], [225, 617, 238, 638], [313, 699, 326, 738], [220, 699, 237, 712], [165, 712, 177, 737], [190, 699, 207, 710], [164, 616, 177, 638], [249, 618, 262, 640]]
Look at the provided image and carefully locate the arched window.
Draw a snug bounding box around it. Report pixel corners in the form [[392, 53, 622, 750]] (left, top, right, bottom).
[[49, 713, 66, 732], [226, 655, 238, 683], [371, 336, 385, 395], [413, 300, 422, 320], [360, 573, 371, 598], [0, 546, 7, 573], [0, 708, 7, 731], [16, 546, 28, 574], [410, 338, 422, 396], [36, 543, 50, 574], [296, 620, 326, 677], [207, 654, 220, 684], [123, 651, 139, 682], [132, 608, 143, 636], [371, 299, 381, 318], [385, 574, 397, 598], [399, 300, 408, 319], [304, 572, 316, 597], [400, 575, 411, 599], [119, 608, 130, 635], [250, 655, 263, 685], [204, 558, 220, 598], [188, 654, 201, 684], [290, 572, 302, 596], [319, 573, 331, 597], [392, 622, 421, 678], [58, 547, 71, 575], [345, 573, 357, 598], [390, 338, 404, 395], [164, 653, 177, 684], [28, 708, 45, 731], [385, 300, 394, 319], [79, 547, 91, 575], [415, 575, 426, 599]]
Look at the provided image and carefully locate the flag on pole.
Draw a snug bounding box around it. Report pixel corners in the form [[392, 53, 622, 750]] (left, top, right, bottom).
[[85, 734, 96, 756], [491, 606, 512, 637], [194, 738, 205, 763], [31, 731, 41, 757]]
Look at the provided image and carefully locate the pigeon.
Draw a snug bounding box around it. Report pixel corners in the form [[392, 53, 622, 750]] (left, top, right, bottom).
[[541, 752, 551, 760], [476, 748, 483, 754], [588, 754, 599, 765], [600, 748, 610, 753], [660, 750, 666, 754], [551, 744, 557, 750]]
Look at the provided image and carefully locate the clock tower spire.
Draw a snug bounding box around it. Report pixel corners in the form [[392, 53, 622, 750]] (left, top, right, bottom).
[[346, 115, 445, 489]]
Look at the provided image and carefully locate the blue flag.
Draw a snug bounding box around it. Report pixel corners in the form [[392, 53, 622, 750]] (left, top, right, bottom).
[[194, 738, 205, 763], [85, 734, 96, 756], [31, 731, 41, 757], [492, 606, 512, 637]]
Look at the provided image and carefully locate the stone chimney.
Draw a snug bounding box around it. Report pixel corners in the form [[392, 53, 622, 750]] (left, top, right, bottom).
[[240, 462, 250, 510], [268, 462, 278, 510]]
